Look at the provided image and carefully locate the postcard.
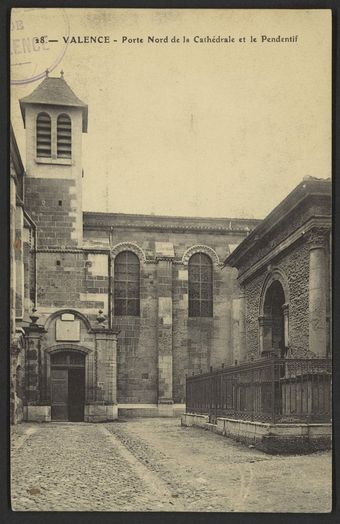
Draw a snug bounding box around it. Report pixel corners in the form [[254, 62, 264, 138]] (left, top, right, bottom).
[[10, 8, 332, 512]]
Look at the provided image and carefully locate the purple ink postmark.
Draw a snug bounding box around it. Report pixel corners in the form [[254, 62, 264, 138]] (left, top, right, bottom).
[[11, 8, 70, 85]]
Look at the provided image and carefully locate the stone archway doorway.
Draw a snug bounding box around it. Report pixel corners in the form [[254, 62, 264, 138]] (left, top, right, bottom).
[[50, 351, 85, 422], [262, 280, 287, 357]]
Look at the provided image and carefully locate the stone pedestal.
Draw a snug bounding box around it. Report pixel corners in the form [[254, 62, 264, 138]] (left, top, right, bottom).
[[23, 321, 48, 421], [156, 258, 174, 404], [308, 230, 327, 357], [24, 405, 51, 422]]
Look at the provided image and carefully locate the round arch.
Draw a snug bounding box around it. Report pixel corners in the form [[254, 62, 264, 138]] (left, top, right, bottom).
[[258, 269, 289, 357], [44, 309, 92, 332], [111, 242, 147, 263], [259, 269, 289, 317], [182, 245, 222, 267], [44, 343, 93, 356]]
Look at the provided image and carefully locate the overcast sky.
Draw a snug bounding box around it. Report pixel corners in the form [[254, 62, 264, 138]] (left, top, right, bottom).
[[11, 8, 331, 219]]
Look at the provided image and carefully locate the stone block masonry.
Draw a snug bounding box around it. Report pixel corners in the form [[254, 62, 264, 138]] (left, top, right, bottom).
[[15, 74, 262, 419], [181, 413, 332, 454], [157, 260, 173, 404], [85, 216, 258, 406], [243, 241, 310, 359], [225, 179, 332, 361], [25, 178, 80, 248]]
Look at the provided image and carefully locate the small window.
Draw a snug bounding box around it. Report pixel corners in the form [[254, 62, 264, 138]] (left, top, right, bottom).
[[114, 251, 140, 316], [57, 114, 72, 158], [188, 253, 213, 317], [36, 112, 51, 157]]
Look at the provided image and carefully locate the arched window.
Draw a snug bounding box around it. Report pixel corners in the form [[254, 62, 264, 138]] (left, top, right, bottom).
[[188, 253, 213, 317], [36, 112, 51, 157], [57, 114, 72, 158], [114, 251, 140, 316], [261, 280, 286, 357]]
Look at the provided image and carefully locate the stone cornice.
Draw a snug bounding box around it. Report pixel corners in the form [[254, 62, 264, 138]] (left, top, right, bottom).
[[35, 247, 111, 254], [90, 328, 120, 336], [23, 324, 47, 335], [225, 178, 331, 268], [237, 217, 331, 284], [83, 223, 256, 235], [83, 212, 259, 235]]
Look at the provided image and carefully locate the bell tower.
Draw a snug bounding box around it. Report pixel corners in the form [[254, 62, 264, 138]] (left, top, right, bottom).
[[19, 71, 88, 248]]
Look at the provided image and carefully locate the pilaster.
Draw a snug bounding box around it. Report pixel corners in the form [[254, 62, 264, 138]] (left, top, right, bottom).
[[282, 303, 289, 348], [307, 228, 328, 357], [93, 327, 118, 405], [23, 310, 48, 421], [238, 289, 247, 362], [156, 257, 174, 404], [84, 311, 119, 421]]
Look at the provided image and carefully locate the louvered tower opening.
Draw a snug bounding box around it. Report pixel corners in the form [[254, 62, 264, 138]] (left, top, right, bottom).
[[57, 114, 72, 158], [36, 112, 51, 158]]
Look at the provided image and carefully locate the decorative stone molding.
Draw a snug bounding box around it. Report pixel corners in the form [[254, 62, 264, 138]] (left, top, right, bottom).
[[36, 247, 111, 254], [181, 245, 222, 267], [236, 217, 331, 284], [44, 308, 92, 332], [306, 228, 329, 250], [111, 242, 147, 263], [44, 343, 93, 355], [282, 303, 289, 314], [258, 315, 273, 327], [259, 268, 290, 317]]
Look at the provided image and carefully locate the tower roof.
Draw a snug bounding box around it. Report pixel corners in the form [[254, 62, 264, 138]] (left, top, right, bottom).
[[19, 74, 88, 132]]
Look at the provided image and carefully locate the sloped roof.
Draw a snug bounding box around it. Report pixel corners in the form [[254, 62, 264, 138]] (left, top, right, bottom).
[[19, 76, 88, 132], [224, 177, 332, 269]]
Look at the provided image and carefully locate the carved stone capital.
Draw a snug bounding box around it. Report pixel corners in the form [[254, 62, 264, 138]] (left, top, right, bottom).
[[258, 315, 272, 327], [282, 303, 289, 314], [306, 228, 328, 250], [239, 289, 246, 300]]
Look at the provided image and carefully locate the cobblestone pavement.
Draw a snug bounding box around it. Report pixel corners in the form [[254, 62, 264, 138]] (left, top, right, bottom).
[[11, 418, 332, 512]]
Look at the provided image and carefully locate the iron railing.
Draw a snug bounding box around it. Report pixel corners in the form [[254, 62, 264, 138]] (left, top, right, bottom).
[[186, 357, 332, 424]]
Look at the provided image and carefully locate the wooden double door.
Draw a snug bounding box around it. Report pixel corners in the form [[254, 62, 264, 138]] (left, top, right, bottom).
[[51, 351, 85, 422]]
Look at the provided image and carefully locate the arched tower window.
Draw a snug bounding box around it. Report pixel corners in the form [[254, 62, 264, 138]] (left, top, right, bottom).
[[36, 112, 51, 157], [114, 251, 140, 316], [188, 253, 213, 317], [57, 114, 72, 158]]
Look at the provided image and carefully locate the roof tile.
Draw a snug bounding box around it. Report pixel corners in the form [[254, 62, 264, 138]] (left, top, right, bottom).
[[19, 76, 88, 132]]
